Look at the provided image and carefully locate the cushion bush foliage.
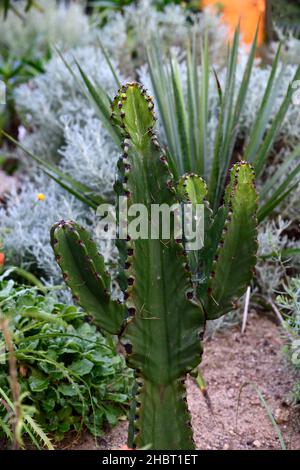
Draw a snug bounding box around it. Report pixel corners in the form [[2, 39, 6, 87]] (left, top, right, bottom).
[[0, 0, 90, 60], [276, 277, 300, 405], [0, 173, 117, 284]]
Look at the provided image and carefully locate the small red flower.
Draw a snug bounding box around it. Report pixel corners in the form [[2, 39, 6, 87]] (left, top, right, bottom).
[[0, 253, 5, 266]]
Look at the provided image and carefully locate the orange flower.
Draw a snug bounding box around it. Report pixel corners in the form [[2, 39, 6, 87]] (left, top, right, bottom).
[[0, 253, 5, 267], [202, 0, 266, 47]]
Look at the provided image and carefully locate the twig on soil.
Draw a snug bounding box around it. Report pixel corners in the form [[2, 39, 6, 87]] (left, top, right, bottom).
[[269, 297, 285, 325], [268, 297, 294, 341]]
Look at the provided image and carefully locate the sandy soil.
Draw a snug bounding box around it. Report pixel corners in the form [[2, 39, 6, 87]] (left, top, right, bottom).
[[70, 312, 300, 450]]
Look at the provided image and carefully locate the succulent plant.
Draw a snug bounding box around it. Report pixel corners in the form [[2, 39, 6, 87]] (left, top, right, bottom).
[[50, 82, 258, 450]]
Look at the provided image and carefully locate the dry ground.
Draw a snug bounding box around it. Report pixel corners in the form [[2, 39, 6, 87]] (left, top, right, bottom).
[[70, 312, 300, 450]]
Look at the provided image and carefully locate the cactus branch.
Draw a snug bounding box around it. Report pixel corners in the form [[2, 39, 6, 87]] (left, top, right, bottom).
[[204, 162, 258, 319], [50, 220, 125, 334]]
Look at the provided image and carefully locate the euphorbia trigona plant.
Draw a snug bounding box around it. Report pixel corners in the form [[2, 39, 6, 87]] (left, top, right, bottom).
[[50, 83, 258, 449]]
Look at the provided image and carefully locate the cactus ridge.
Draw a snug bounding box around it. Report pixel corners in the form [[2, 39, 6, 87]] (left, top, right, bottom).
[[51, 83, 258, 450]]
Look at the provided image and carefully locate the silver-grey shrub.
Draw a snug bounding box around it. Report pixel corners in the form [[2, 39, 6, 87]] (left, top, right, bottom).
[[0, 173, 116, 284], [0, 0, 90, 59], [15, 45, 123, 165]]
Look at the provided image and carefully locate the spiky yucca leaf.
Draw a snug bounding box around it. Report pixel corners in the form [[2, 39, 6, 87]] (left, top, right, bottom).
[[146, 32, 300, 218]]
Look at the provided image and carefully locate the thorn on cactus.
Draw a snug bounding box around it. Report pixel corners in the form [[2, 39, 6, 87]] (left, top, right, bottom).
[[198, 331, 204, 341], [136, 378, 143, 387], [124, 343, 133, 354], [128, 307, 136, 316]]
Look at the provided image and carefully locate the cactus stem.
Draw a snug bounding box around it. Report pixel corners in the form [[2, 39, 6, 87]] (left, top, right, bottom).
[[186, 290, 194, 300], [124, 343, 133, 354]]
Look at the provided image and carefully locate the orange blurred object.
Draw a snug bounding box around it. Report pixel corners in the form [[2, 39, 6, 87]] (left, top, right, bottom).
[[202, 0, 266, 47], [0, 253, 5, 267]]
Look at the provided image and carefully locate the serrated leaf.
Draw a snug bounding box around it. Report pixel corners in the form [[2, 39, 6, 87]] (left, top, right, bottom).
[[69, 358, 94, 376], [28, 375, 49, 393]]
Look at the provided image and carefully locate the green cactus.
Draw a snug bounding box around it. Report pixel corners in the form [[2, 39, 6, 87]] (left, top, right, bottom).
[[50, 83, 258, 450]]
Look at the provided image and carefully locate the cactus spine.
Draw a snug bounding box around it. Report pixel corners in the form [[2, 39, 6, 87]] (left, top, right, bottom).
[[50, 83, 258, 450]]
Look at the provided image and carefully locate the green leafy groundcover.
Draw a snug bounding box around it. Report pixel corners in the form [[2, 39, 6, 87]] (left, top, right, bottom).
[[0, 274, 133, 442]]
